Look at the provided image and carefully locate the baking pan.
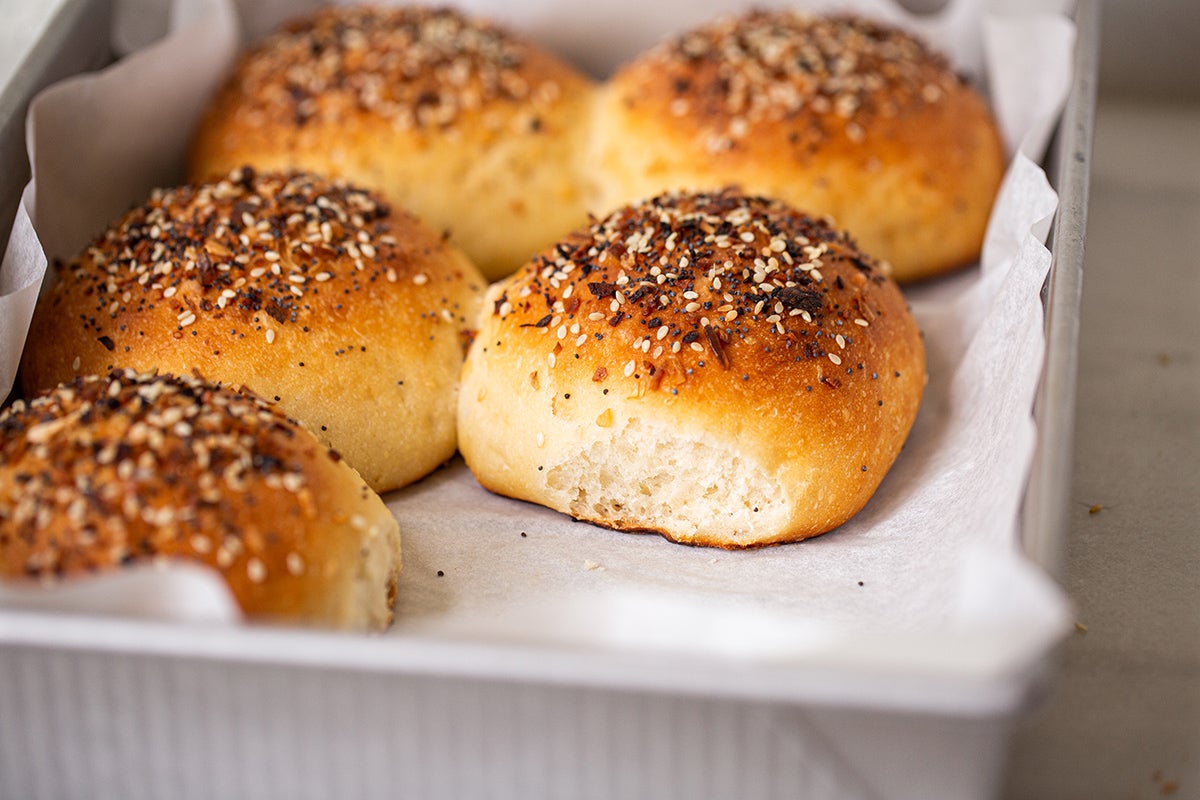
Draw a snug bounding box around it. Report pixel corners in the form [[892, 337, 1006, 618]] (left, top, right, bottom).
[[0, 2, 1098, 798]]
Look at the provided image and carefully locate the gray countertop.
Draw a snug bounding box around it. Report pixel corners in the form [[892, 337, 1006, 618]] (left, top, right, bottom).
[[1004, 98, 1200, 800]]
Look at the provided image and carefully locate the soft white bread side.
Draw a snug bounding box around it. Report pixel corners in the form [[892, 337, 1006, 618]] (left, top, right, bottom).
[[458, 189, 926, 548], [20, 168, 484, 494], [592, 10, 1006, 283], [0, 370, 401, 630], [187, 5, 598, 280]]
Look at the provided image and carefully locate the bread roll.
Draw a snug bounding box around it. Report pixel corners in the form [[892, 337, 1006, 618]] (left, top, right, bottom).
[[458, 189, 925, 548], [592, 10, 1005, 283], [0, 370, 401, 630], [187, 4, 597, 281], [20, 168, 483, 494]]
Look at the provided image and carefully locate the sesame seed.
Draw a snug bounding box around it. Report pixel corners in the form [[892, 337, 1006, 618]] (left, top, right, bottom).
[[854, 318, 870, 327], [828, 353, 843, 365], [286, 552, 305, 576], [413, 273, 428, 285], [266, 329, 276, 344], [247, 557, 267, 584], [624, 360, 636, 377]]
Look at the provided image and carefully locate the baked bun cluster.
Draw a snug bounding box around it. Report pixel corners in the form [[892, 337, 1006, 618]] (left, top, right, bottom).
[[189, 5, 1003, 284], [592, 10, 1006, 283], [20, 168, 484, 494], [457, 188, 925, 547], [188, 4, 597, 281], [0, 370, 401, 630]]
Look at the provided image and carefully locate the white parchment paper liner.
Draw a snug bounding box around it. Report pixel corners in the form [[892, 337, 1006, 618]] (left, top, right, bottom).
[[0, 0, 1077, 688]]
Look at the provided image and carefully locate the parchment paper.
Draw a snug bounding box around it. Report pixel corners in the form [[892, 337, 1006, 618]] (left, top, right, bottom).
[[0, 0, 1078, 679]]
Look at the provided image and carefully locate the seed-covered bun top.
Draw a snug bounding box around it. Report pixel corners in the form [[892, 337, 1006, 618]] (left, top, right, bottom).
[[0, 370, 401, 630], [20, 168, 484, 493], [646, 11, 956, 153], [188, 5, 598, 280], [458, 189, 926, 547], [593, 10, 1006, 283], [217, 5, 557, 133]]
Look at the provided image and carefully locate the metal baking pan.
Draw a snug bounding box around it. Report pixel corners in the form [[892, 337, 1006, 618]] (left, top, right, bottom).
[[0, 2, 1098, 798]]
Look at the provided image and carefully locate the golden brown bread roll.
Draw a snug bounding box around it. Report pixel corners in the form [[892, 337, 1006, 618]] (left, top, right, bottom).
[[187, 4, 597, 281], [591, 10, 1006, 283], [0, 370, 401, 630], [457, 189, 925, 548], [19, 168, 483, 494]]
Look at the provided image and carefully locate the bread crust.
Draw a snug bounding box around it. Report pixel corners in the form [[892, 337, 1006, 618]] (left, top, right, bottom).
[[187, 4, 597, 280], [0, 370, 401, 630], [20, 168, 484, 493], [457, 189, 925, 547], [593, 10, 1005, 283]]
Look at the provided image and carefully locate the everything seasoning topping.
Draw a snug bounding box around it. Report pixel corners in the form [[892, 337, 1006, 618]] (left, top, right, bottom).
[[230, 5, 562, 131], [649, 11, 955, 153], [0, 370, 313, 581], [48, 168, 471, 350], [495, 189, 889, 392]]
